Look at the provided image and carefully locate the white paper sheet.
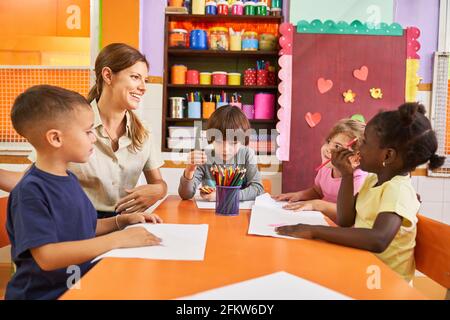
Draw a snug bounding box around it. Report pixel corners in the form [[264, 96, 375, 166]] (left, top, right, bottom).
[[195, 197, 255, 209], [254, 192, 288, 209], [179, 271, 352, 300], [248, 205, 329, 239], [93, 223, 208, 262]]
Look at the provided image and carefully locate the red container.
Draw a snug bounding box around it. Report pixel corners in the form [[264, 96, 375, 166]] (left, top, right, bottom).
[[231, 2, 244, 15], [243, 68, 257, 86], [256, 69, 268, 86], [217, 1, 229, 15], [186, 69, 200, 85], [212, 71, 227, 85], [268, 70, 276, 85]]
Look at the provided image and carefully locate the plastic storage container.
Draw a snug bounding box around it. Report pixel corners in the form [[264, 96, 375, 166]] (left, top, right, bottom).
[[244, 2, 256, 15], [217, 1, 229, 15], [205, 1, 217, 14], [199, 72, 212, 85], [231, 1, 244, 15], [186, 69, 200, 84], [212, 71, 227, 85], [169, 29, 188, 48], [209, 27, 229, 50], [242, 31, 259, 51], [259, 33, 277, 51], [256, 2, 268, 15], [190, 29, 208, 50], [254, 93, 275, 119], [192, 0, 206, 14], [171, 65, 187, 84], [227, 73, 241, 85]]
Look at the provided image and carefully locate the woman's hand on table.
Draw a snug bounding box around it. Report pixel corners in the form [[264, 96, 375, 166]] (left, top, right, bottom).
[[115, 184, 164, 213]]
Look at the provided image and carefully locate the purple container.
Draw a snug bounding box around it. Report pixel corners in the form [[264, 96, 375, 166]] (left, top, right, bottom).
[[215, 186, 240, 216], [242, 104, 255, 119]]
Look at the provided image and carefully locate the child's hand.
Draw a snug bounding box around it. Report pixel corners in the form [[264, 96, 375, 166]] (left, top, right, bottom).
[[283, 200, 317, 211], [331, 148, 355, 176], [123, 212, 163, 226], [115, 227, 162, 248], [200, 190, 216, 202], [275, 224, 315, 239], [186, 150, 207, 172], [272, 192, 302, 202]]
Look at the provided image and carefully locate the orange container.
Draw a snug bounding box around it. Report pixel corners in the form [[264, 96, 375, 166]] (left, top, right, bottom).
[[202, 102, 216, 118], [169, 0, 183, 7], [171, 65, 187, 84]]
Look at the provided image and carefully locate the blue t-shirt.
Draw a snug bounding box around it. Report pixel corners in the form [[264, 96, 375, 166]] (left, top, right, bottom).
[[5, 164, 97, 300]]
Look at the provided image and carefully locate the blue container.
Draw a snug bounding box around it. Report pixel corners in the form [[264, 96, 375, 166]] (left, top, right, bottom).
[[242, 38, 259, 50], [215, 186, 241, 216], [190, 29, 208, 50], [188, 102, 201, 118], [205, 3, 217, 15]]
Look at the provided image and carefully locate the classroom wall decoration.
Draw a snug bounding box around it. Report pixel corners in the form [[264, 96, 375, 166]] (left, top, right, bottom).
[[275, 22, 294, 161], [277, 19, 421, 191]]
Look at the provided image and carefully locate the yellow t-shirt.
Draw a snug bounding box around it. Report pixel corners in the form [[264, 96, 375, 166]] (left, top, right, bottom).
[[355, 174, 419, 282]]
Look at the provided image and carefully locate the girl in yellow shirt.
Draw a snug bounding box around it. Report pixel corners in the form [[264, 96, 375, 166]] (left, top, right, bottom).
[[276, 102, 445, 281]]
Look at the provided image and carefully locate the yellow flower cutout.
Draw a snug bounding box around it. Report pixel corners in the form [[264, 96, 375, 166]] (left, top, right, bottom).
[[370, 88, 383, 99], [343, 90, 356, 103]]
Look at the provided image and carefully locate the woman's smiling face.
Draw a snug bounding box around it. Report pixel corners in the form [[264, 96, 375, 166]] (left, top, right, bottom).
[[109, 61, 148, 110]]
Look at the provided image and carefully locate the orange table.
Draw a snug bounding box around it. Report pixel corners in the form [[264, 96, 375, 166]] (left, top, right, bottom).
[[61, 196, 425, 300]]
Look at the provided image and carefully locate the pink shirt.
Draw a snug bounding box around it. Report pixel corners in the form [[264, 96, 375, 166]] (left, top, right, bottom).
[[314, 166, 368, 203]]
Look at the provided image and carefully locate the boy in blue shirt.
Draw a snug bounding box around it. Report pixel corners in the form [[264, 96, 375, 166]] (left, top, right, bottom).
[[6, 85, 163, 300]]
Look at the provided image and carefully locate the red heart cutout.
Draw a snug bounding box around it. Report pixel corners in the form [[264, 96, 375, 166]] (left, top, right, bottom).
[[317, 78, 333, 94], [305, 112, 321, 128], [353, 66, 368, 81]]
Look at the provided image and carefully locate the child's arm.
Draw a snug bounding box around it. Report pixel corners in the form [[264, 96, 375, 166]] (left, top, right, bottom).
[[283, 199, 337, 222], [0, 169, 25, 192], [276, 212, 403, 253], [178, 150, 206, 200], [31, 226, 161, 271], [239, 150, 264, 201], [95, 212, 162, 236], [272, 187, 322, 202], [332, 149, 358, 227]]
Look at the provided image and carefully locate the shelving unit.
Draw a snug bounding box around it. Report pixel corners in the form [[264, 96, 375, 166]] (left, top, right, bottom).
[[162, 13, 283, 154]]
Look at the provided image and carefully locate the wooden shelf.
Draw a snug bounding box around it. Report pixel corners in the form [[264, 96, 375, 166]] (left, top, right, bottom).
[[167, 84, 278, 90], [162, 12, 283, 154], [168, 49, 279, 57], [166, 13, 283, 23], [166, 118, 277, 124]]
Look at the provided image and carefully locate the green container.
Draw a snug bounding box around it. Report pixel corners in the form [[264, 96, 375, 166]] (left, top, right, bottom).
[[271, 0, 282, 9], [244, 3, 255, 15], [256, 2, 267, 16]]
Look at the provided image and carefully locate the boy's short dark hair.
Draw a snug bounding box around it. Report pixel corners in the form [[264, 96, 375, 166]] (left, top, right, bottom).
[[206, 105, 252, 145], [11, 85, 90, 139]]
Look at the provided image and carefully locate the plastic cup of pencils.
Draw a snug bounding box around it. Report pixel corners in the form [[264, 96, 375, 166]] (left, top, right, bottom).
[[215, 186, 241, 216], [188, 101, 201, 118], [202, 101, 215, 118]]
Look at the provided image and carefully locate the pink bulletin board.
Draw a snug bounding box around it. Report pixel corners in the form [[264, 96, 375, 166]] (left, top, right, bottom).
[[279, 20, 420, 192]]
